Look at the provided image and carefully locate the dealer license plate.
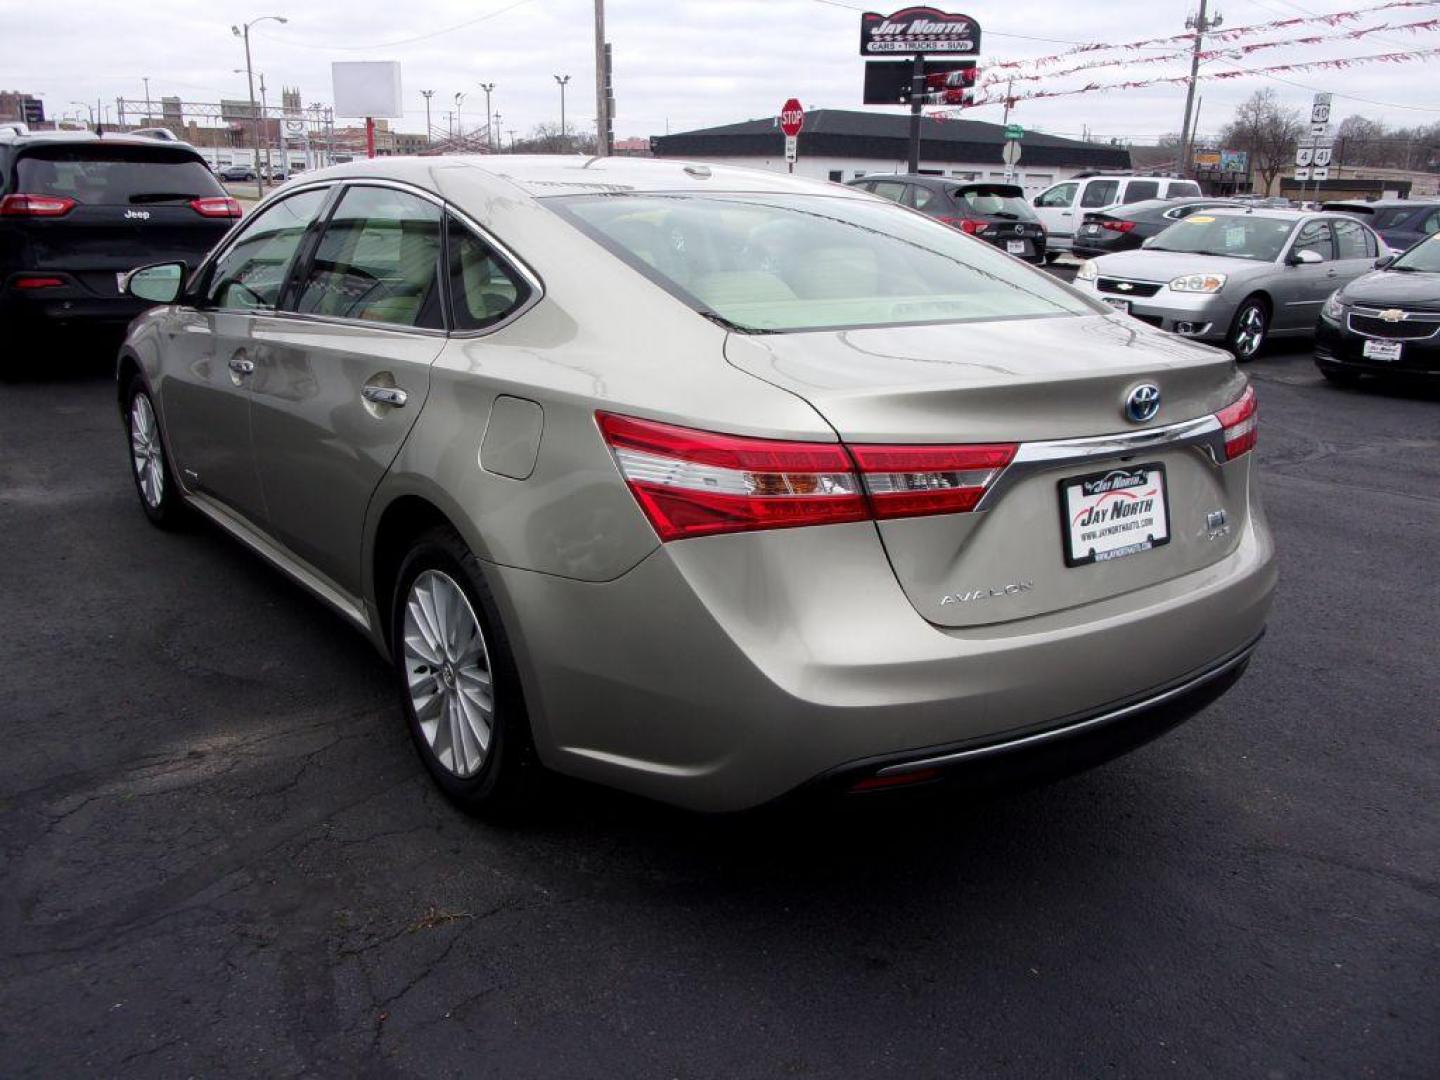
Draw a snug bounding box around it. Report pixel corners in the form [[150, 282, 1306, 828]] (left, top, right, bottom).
[[1061, 463, 1170, 567], [1083, 223, 1101, 234], [1007, 240, 1027, 255], [1102, 297, 1130, 314], [1362, 339, 1402, 362]]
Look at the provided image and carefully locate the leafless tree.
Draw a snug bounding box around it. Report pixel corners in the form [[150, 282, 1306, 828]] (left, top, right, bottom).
[[1220, 89, 1304, 195]]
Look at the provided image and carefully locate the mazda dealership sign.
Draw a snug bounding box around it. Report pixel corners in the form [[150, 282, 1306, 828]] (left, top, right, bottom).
[[859, 7, 981, 55]]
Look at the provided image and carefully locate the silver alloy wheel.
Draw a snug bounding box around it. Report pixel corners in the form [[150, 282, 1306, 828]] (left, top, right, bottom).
[[129, 393, 165, 509], [402, 569, 495, 778], [1233, 304, 1266, 359]]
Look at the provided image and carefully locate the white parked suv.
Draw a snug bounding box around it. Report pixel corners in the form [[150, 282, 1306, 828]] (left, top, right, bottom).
[[1033, 175, 1203, 255]]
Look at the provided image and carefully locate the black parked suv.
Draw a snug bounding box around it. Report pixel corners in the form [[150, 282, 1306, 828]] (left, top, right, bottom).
[[1, 127, 241, 355], [847, 173, 1047, 263], [1322, 199, 1440, 253]]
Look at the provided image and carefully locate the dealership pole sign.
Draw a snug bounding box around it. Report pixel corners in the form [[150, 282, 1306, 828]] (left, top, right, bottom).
[[858, 9, 982, 174], [859, 7, 981, 56]]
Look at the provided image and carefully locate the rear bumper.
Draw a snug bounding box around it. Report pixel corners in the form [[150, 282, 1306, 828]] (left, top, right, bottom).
[[2, 282, 151, 329], [491, 489, 1277, 812]]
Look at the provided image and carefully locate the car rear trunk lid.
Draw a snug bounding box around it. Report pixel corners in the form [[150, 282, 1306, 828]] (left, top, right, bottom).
[[725, 314, 1252, 628]]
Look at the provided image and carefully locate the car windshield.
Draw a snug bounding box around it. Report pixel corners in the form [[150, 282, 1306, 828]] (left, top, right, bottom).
[[16, 145, 225, 205], [1147, 213, 1296, 261], [949, 185, 1038, 220], [548, 193, 1094, 333], [1390, 234, 1440, 272]]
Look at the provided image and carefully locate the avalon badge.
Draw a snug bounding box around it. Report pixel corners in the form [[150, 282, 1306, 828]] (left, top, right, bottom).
[[1125, 383, 1161, 423]]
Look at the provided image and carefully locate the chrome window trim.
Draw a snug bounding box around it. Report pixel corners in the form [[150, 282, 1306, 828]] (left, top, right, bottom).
[[196, 181, 337, 315], [191, 176, 546, 338], [976, 413, 1226, 512]]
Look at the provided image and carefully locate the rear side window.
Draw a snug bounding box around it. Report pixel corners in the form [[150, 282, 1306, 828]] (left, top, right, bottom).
[[446, 216, 531, 331], [293, 185, 443, 329], [1371, 207, 1418, 230], [1333, 219, 1375, 259], [1124, 180, 1160, 202], [911, 185, 940, 210], [870, 181, 906, 203], [16, 145, 225, 205], [1423, 210, 1440, 236], [1167, 181, 1202, 197], [1080, 180, 1120, 208], [207, 188, 328, 311]]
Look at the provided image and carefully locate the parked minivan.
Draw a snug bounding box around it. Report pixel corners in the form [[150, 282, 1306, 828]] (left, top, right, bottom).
[[1033, 175, 1203, 256]]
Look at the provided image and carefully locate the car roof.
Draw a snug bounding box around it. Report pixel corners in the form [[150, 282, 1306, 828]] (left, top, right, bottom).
[[0, 129, 204, 154], [295, 154, 875, 201]]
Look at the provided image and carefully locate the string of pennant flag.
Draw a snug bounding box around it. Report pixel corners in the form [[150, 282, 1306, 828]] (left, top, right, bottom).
[[984, 0, 1440, 72], [936, 45, 1440, 114], [977, 17, 1440, 89]]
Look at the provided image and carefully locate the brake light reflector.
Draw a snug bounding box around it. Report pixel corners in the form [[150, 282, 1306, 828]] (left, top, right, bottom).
[[850, 443, 1017, 518], [1100, 219, 1137, 233], [1215, 384, 1257, 460], [599, 413, 1019, 541], [0, 194, 76, 217], [189, 196, 243, 218], [12, 276, 65, 289], [597, 412, 867, 541], [938, 216, 988, 235]]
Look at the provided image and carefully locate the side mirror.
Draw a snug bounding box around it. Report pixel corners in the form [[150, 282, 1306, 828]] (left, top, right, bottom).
[[124, 262, 187, 303], [1032, 195, 1043, 207], [1286, 248, 1323, 266], [1374, 254, 1395, 269]]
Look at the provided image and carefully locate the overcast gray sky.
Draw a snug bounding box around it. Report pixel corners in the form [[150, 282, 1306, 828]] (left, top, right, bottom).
[[3, 0, 1439, 142]]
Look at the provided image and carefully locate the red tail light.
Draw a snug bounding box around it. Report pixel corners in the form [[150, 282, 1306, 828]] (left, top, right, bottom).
[[937, 217, 988, 235], [1100, 220, 1137, 233], [1215, 385, 1257, 460], [850, 443, 1017, 518], [599, 413, 1017, 541], [0, 194, 77, 217], [597, 413, 868, 541], [190, 196, 243, 219], [13, 276, 65, 289]]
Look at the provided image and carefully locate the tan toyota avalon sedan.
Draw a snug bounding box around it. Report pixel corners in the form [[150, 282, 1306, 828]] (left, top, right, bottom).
[[117, 156, 1275, 813]]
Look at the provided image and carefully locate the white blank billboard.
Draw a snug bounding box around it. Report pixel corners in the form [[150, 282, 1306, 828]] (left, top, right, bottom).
[[332, 62, 403, 118]]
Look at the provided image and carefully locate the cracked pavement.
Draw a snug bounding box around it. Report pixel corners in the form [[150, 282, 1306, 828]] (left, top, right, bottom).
[[0, 335, 1437, 1078]]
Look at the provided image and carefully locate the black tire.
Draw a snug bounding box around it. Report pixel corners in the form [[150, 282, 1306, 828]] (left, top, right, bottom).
[[1319, 365, 1361, 388], [1227, 296, 1270, 362], [123, 377, 187, 528], [391, 526, 541, 815]]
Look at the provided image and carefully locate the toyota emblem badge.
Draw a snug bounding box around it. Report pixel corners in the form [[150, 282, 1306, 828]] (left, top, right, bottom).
[[1125, 383, 1161, 423]]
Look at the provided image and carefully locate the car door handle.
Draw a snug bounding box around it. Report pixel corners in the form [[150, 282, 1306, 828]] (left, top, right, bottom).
[[228, 356, 255, 376], [361, 385, 408, 408]]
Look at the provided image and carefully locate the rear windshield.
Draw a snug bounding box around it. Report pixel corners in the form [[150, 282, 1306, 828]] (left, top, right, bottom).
[[548, 192, 1096, 333], [949, 185, 1037, 220], [1148, 213, 1296, 261], [15, 145, 224, 205], [1371, 206, 1422, 230]]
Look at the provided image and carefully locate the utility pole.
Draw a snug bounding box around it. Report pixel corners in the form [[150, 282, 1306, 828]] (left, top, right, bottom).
[[493, 113, 502, 153], [420, 89, 434, 145], [906, 53, 924, 173], [232, 15, 287, 200], [477, 83, 495, 151], [1179, 1, 1222, 180], [594, 0, 610, 155], [507, 129, 516, 151], [554, 74, 571, 149], [143, 76, 152, 122]]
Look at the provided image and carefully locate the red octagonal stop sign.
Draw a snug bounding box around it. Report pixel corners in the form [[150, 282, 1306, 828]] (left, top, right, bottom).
[[779, 99, 804, 138]]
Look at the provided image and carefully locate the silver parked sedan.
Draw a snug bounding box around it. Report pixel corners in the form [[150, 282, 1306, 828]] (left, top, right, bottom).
[[117, 156, 1276, 813], [1073, 209, 1387, 360]]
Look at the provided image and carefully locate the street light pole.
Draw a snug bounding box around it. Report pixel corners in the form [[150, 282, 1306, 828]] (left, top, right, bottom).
[[420, 89, 434, 146], [232, 15, 288, 200], [493, 113, 502, 154], [593, 0, 609, 155], [478, 83, 495, 151], [454, 92, 466, 146], [70, 101, 96, 127], [554, 74, 570, 149], [142, 77, 152, 122]]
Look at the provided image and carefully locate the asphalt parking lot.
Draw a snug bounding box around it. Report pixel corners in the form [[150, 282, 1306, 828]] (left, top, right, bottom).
[[1, 330, 1437, 1078]]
